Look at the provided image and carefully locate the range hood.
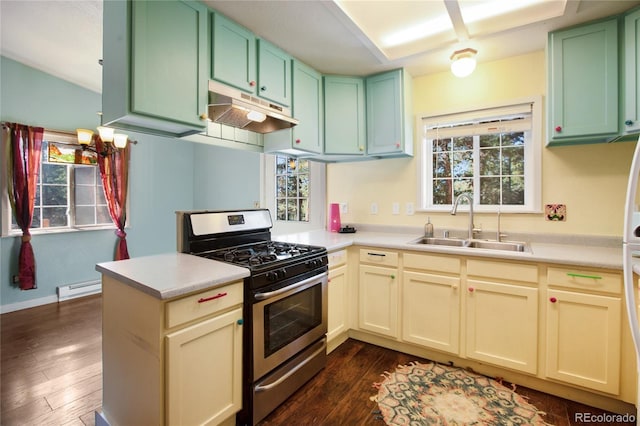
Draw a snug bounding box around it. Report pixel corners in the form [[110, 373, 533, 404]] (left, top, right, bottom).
[[208, 80, 298, 134]]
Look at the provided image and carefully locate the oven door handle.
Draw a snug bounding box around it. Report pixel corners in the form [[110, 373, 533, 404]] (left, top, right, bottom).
[[254, 272, 327, 301], [254, 343, 326, 393]]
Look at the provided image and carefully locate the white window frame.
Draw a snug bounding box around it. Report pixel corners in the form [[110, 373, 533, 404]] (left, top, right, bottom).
[[417, 96, 542, 213], [1, 129, 117, 236], [262, 153, 326, 235]]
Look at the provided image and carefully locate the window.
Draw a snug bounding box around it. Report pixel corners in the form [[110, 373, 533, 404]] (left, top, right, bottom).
[[418, 98, 541, 213], [2, 132, 113, 235], [275, 155, 309, 222]]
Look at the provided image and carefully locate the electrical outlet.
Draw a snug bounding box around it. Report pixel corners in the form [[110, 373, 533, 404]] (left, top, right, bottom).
[[340, 203, 348, 214], [370, 202, 378, 215], [406, 202, 415, 215], [392, 202, 400, 215], [12, 275, 19, 284], [253, 201, 260, 208]]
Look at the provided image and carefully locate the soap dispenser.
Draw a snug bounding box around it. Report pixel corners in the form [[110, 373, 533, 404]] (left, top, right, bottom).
[[424, 217, 434, 237]]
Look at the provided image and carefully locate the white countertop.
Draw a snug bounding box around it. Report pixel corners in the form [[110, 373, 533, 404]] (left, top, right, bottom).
[[96, 253, 250, 300], [274, 229, 624, 270]]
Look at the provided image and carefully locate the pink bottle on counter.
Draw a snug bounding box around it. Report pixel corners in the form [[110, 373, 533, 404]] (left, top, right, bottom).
[[329, 203, 341, 232]]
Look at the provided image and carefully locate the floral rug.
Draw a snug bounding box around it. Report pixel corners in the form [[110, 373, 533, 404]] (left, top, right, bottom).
[[371, 361, 549, 425]]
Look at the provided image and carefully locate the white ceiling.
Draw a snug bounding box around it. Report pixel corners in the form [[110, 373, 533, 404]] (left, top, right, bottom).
[[1, 0, 639, 94]]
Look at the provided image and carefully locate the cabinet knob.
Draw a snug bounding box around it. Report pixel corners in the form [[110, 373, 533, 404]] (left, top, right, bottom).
[[395, 143, 401, 148], [249, 80, 256, 87], [295, 139, 301, 144], [625, 120, 634, 126], [554, 125, 562, 133], [260, 86, 267, 91], [452, 285, 458, 291], [199, 113, 208, 120], [468, 287, 474, 292], [237, 318, 244, 325], [549, 297, 557, 303], [390, 274, 395, 279], [359, 146, 364, 151]]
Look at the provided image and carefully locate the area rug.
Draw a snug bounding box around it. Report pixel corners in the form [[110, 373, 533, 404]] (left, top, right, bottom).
[[371, 361, 549, 425]]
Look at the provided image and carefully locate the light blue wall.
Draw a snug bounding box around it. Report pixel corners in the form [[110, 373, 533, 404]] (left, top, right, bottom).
[[0, 57, 260, 309], [193, 144, 261, 210]]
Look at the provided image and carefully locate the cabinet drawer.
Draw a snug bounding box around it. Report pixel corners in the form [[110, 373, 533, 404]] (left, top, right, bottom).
[[467, 259, 538, 283], [547, 267, 621, 295], [404, 252, 461, 274], [328, 249, 347, 268], [359, 249, 398, 267], [166, 281, 243, 329]]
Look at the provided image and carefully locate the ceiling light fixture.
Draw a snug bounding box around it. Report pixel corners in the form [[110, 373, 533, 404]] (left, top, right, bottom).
[[450, 48, 477, 78]]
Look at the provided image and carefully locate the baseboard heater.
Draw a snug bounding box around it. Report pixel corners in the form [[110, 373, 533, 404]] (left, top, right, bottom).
[[57, 280, 102, 302]]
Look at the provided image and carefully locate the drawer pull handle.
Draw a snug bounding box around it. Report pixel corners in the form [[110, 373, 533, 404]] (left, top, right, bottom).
[[368, 252, 386, 257], [198, 292, 228, 303], [566, 273, 602, 280], [549, 297, 557, 303]]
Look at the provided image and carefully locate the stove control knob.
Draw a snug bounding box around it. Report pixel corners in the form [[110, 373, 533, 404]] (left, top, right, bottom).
[[266, 272, 279, 281], [277, 269, 286, 279]]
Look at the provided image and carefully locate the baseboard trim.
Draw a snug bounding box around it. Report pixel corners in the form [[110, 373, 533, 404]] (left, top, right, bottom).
[[1, 295, 59, 314]]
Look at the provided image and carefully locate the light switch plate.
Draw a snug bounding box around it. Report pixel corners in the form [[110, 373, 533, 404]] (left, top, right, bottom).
[[392, 202, 400, 215], [406, 202, 414, 215], [370, 202, 378, 215]]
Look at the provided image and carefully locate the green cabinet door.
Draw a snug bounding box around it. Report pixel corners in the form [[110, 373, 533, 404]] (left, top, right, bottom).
[[211, 13, 257, 94], [102, 0, 208, 136], [624, 8, 640, 134], [258, 39, 291, 107], [324, 76, 366, 155], [366, 69, 413, 157], [292, 60, 323, 154], [547, 18, 619, 145]]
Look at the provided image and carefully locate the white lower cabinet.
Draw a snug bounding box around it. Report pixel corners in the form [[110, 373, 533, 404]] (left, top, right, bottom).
[[166, 307, 243, 426], [545, 267, 623, 394], [327, 250, 349, 349], [402, 253, 461, 354], [358, 249, 399, 338]]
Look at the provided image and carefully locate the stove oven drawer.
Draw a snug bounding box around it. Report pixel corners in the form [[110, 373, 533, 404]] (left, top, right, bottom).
[[165, 281, 243, 329]]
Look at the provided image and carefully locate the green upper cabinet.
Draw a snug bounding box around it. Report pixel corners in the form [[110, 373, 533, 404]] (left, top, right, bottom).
[[102, 0, 209, 136], [366, 69, 413, 157], [211, 12, 257, 94], [547, 18, 619, 145], [258, 39, 292, 107], [323, 76, 366, 155], [264, 60, 322, 155], [624, 8, 640, 135]]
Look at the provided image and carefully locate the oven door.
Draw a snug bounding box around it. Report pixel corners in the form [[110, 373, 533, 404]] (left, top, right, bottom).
[[252, 272, 328, 380]]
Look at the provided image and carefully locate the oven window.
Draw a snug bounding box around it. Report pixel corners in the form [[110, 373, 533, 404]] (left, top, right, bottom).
[[264, 284, 322, 356]]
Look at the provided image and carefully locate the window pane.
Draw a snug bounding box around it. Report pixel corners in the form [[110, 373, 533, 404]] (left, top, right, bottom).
[[43, 185, 67, 205], [433, 153, 451, 178], [75, 185, 95, 205], [42, 163, 67, 184], [453, 136, 473, 151], [42, 206, 68, 227], [75, 166, 95, 185], [479, 134, 500, 148], [287, 199, 298, 220], [452, 151, 473, 177], [433, 138, 452, 152], [503, 176, 525, 205], [298, 159, 309, 173], [453, 179, 473, 197], [298, 175, 309, 197], [75, 206, 96, 225], [479, 148, 500, 175], [97, 205, 111, 224], [277, 199, 286, 220], [299, 199, 308, 221], [31, 208, 41, 228], [502, 147, 525, 175], [97, 187, 106, 205], [480, 177, 501, 204], [286, 176, 297, 197], [433, 179, 452, 205], [502, 132, 525, 146]]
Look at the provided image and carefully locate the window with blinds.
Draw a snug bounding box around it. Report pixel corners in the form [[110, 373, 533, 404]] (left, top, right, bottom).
[[418, 98, 542, 212]]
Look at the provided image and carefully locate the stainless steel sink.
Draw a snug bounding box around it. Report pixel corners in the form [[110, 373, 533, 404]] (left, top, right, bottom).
[[412, 237, 467, 247], [410, 237, 528, 252]]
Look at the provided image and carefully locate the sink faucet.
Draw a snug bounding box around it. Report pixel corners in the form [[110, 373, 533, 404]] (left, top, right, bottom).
[[451, 193, 480, 240]]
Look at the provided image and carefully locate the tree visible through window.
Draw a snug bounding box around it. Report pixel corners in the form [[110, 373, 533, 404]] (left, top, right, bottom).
[[420, 99, 541, 213], [275, 156, 309, 222]]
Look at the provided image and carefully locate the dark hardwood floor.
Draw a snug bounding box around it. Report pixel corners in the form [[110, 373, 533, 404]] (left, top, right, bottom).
[[0, 295, 635, 425]]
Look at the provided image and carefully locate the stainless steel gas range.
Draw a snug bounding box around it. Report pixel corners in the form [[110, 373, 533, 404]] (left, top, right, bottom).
[[177, 209, 328, 425]]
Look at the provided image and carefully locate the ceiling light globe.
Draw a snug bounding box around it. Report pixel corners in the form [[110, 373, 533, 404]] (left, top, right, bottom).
[[451, 56, 476, 78]]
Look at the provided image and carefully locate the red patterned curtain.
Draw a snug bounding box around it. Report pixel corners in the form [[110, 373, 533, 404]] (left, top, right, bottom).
[[96, 136, 130, 260], [5, 123, 44, 290]]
